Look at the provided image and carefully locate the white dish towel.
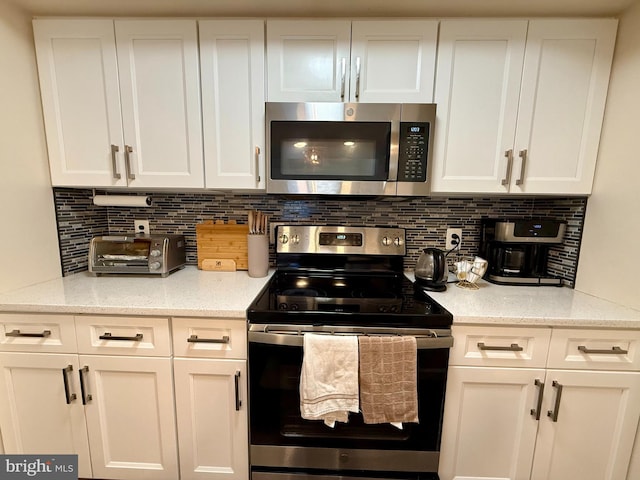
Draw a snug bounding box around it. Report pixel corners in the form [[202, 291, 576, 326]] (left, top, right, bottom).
[[299, 333, 359, 428]]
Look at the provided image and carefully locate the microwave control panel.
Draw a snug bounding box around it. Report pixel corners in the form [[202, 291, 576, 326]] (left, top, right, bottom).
[[397, 122, 430, 182]]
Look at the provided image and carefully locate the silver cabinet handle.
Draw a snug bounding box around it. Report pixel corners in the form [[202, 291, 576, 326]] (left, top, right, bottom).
[[340, 57, 347, 100], [547, 380, 563, 422], [501, 149, 513, 186], [530, 379, 545, 420], [477, 342, 524, 352], [355, 56, 361, 99], [516, 149, 527, 186], [111, 144, 122, 180], [79, 365, 92, 405], [124, 145, 135, 180], [6, 329, 51, 338], [255, 146, 261, 184], [98, 332, 143, 341], [578, 345, 628, 355], [62, 365, 76, 404], [187, 334, 230, 344], [234, 370, 242, 411]]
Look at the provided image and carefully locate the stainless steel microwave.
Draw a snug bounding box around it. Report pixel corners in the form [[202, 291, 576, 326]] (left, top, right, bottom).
[[266, 102, 436, 197]]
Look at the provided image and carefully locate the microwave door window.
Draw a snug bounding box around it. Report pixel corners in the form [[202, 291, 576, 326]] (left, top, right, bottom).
[[271, 121, 390, 180]]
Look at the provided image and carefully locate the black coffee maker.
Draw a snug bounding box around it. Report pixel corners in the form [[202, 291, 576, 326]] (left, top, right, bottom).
[[479, 219, 566, 286]]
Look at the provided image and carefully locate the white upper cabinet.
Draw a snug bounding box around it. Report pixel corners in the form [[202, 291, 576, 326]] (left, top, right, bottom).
[[33, 19, 204, 188], [200, 20, 265, 190], [266, 19, 437, 103], [432, 20, 528, 193], [432, 18, 617, 195], [115, 20, 204, 189], [266, 20, 351, 102], [513, 19, 617, 194], [34, 19, 126, 187], [349, 20, 438, 103]]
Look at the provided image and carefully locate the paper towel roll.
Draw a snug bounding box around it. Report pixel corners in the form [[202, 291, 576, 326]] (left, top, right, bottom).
[[92, 195, 152, 207]]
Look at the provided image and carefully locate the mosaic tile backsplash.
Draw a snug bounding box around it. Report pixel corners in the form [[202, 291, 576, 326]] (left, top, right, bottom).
[[53, 188, 587, 286]]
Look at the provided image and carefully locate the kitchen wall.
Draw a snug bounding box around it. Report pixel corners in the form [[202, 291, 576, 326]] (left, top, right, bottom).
[[54, 188, 587, 286], [0, 0, 61, 294], [575, 0, 640, 311]]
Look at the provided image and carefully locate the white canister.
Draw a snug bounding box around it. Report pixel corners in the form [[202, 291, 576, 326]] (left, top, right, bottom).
[[247, 234, 269, 278]]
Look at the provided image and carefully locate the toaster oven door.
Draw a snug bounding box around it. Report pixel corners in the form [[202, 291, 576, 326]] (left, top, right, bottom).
[[90, 237, 152, 273]]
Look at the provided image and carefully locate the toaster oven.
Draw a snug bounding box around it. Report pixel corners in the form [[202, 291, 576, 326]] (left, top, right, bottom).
[[88, 235, 186, 277]]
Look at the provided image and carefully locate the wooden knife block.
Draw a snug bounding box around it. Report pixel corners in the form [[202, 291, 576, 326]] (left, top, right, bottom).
[[196, 220, 249, 271]]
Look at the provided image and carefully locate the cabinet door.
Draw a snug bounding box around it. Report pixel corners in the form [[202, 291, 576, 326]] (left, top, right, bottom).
[[115, 20, 204, 188], [80, 355, 178, 480], [174, 358, 248, 480], [0, 353, 92, 478], [33, 19, 126, 187], [431, 20, 527, 193], [438, 366, 543, 480], [349, 20, 437, 103], [512, 19, 617, 194], [531, 370, 640, 480], [266, 20, 352, 102], [200, 20, 266, 190]]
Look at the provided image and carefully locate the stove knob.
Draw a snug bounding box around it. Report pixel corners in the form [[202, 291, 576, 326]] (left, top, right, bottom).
[[390, 305, 398, 312], [279, 234, 289, 244], [149, 262, 161, 270], [382, 236, 391, 246], [290, 304, 299, 310], [278, 303, 288, 310], [394, 237, 402, 247], [378, 305, 388, 313], [291, 234, 300, 245], [150, 249, 162, 257]]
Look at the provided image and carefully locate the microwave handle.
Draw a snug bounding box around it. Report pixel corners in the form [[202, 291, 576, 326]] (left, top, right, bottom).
[[340, 58, 346, 100], [355, 57, 361, 99]]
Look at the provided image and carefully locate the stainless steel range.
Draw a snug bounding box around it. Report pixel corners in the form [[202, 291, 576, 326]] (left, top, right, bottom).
[[246, 226, 453, 480]]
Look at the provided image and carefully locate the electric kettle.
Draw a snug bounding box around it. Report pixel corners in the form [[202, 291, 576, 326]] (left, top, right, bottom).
[[414, 247, 448, 294]]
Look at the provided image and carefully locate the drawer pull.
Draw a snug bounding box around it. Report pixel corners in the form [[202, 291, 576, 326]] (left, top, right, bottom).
[[530, 379, 545, 420], [62, 365, 76, 404], [578, 345, 628, 355], [547, 380, 563, 422], [187, 334, 230, 344], [99, 332, 143, 341], [234, 370, 242, 411], [6, 329, 51, 338], [477, 342, 523, 352], [79, 366, 93, 405]]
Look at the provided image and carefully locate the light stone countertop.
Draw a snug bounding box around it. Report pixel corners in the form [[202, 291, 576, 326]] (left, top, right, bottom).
[[420, 276, 640, 329], [0, 267, 638, 328], [0, 266, 273, 319]]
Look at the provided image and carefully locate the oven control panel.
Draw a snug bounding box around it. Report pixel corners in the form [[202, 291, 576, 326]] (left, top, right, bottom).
[[276, 226, 405, 256]]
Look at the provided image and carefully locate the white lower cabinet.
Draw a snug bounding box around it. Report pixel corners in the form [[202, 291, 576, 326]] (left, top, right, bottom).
[[80, 355, 178, 480], [0, 352, 93, 478], [0, 313, 177, 480], [440, 366, 543, 479], [439, 325, 640, 480], [172, 317, 249, 480]]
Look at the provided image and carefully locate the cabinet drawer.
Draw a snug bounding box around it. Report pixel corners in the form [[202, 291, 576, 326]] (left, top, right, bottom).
[[450, 325, 551, 368], [172, 317, 246, 359], [0, 313, 77, 353], [548, 328, 640, 371], [75, 316, 171, 356]]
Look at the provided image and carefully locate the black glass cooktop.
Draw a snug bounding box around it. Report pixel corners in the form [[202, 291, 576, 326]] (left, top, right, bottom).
[[246, 270, 453, 328]]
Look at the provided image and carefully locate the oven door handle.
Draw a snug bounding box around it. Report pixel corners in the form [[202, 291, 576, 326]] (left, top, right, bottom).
[[248, 331, 453, 349]]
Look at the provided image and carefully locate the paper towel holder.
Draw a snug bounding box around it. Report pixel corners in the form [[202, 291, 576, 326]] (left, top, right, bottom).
[[92, 193, 152, 207]]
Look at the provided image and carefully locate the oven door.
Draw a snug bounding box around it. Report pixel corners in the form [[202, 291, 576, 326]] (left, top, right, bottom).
[[248, 325, 451, 478]]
